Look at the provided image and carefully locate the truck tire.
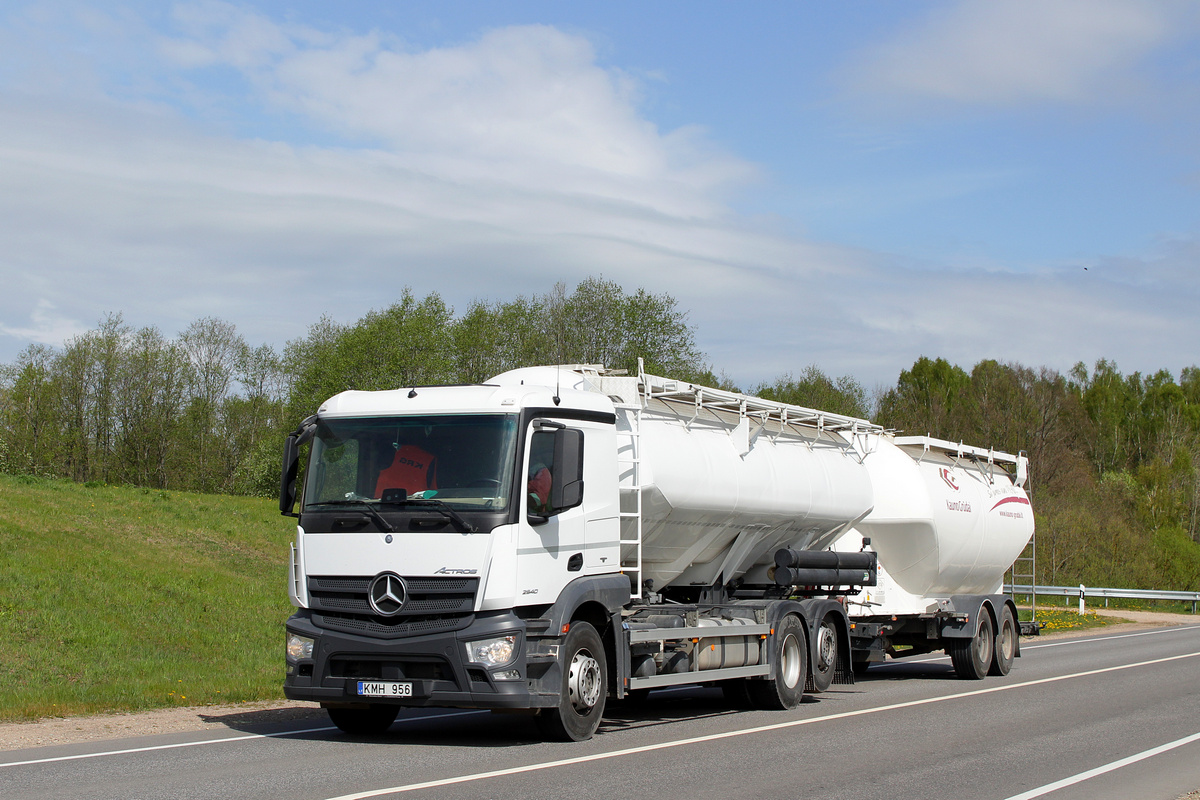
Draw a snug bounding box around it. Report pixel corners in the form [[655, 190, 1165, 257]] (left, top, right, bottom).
[[747, 615, 807, 710], [326, 704, 399, 735], [948, 612, 994, 680], [989, 606, 1017, 676], [535, 621, 607, 741], [807, 615, 839, 693]]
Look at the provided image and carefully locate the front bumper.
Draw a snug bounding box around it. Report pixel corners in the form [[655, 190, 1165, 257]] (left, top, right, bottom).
[[284, 609, 561, 709]]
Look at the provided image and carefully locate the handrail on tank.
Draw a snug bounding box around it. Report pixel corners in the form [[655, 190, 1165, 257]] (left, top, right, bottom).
[[598, 362, 886, 437], [893, 435, 1022, 467]]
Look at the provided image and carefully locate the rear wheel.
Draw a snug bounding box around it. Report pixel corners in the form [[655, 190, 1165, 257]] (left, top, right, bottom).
[[748, 615, 807, 710], [326, 704, 399, 735], [949, 612, 994, 680], [989, 606, 1017, 676], [807, 615, 839, 693], [536, 621, 607, 741]]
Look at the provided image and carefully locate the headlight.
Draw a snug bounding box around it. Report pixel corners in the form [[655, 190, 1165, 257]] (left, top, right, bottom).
[[465, 635, 517, 667], [286, 633, 314, 661]]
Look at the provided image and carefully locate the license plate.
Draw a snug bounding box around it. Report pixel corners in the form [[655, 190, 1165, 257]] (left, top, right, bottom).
[[357, 681, 413, 697]]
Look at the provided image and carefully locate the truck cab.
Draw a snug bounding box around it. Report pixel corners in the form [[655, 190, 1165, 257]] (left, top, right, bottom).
[[281, 376, 627, 738]]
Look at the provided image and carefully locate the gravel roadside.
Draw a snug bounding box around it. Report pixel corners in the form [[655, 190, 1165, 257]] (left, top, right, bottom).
[[1, 608, 1195, 753]]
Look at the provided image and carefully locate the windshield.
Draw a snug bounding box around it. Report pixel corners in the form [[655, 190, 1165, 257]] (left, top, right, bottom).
[[302, 414, 518, 513]]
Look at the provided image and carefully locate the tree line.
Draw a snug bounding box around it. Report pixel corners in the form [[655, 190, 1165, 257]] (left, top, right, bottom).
[[874, 357, 1200, 592], [3, 278, 1198, 591], [0, 278, 706, 497]]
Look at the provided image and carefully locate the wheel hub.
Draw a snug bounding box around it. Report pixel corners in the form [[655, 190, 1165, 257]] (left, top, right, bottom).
[[780, 633, 802, 689], [567, 649, 602, 711], [817, 624, 837, 670]]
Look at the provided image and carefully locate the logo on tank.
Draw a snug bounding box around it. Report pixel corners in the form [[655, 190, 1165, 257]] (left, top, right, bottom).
[[990, 495, 1031, 519], [939, 467, 959, 491]]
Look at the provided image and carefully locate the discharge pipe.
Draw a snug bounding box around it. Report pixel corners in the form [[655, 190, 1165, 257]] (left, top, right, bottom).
[[773, 548, 878, 588]]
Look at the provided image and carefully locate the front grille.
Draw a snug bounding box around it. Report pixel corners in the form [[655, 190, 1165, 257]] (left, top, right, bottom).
[[308, 575, 479, 640]]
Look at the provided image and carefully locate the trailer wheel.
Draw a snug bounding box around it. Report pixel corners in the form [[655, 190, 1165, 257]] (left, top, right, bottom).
[[748, 615, 807, 710], [807, 615, 839, 693], [535, 621, 607, 741], [326, 704, 399, 735], [989, 606, 1017, 676], [948, 612, 994, 680]]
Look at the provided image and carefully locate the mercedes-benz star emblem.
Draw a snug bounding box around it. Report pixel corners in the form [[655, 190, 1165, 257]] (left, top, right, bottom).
[[367, 572, 408, 617]]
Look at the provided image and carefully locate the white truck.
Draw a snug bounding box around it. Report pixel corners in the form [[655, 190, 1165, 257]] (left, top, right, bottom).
[[280, 364, 1033, 740]]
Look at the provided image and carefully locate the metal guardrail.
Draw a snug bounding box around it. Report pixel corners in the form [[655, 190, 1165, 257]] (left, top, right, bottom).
[[1005, 584, 1200, 614]]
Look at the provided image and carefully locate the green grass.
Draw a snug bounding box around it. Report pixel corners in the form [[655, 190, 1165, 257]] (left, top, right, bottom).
[[1018, 607, 1118, 633], [0, 474, 295, 721]]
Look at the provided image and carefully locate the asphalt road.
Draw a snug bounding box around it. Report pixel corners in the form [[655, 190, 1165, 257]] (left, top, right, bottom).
[[4, 623, 1200, 800]]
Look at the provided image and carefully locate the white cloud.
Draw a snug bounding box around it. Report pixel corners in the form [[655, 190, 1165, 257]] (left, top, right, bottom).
[[156, 7, 754, 215], [844, 0, 1193, 109], [1, 3, 1197, 391], [0, 298, 88, 347]]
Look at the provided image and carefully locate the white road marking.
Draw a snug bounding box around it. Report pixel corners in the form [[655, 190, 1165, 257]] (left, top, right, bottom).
[[0, 711, 485, 769], [1001, 730, 1200, 800], [1023, 624, 1200, 650], [896, 623, 1200, 664], [321, 650, 1200, 800]]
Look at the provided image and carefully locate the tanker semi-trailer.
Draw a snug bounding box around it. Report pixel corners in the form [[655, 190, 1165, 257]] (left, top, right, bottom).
[[838, 435, 1033, 678], [279, 363, 1034, 741]]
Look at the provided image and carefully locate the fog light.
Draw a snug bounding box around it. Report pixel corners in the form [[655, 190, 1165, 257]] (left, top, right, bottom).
[[286, 633, 314, 661], [465, 635, 517, 667], [493, 669, 521, 681]]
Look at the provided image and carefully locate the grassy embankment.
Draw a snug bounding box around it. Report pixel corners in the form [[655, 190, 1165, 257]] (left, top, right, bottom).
[[1, 474, 1144, 722], [0, 474, 294, 721], [1021, 608, 1113, 633]]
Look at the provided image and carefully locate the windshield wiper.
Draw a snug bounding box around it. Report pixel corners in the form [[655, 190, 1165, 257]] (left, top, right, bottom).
[[382, 497, 478, 533], [309, 500, 395, 533]]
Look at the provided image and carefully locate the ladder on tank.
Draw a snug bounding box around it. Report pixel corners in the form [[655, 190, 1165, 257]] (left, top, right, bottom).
[[616, 401, 645, 600], [1008, 529, 1039, 635]]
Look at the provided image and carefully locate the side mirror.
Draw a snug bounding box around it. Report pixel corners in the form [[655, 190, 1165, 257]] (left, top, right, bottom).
[[280, 416, 318, 517], [550, 427, 585, 512], [279, 433, 300, 516]]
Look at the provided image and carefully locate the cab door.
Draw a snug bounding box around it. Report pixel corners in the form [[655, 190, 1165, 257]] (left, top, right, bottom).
[[514, 423, 588, 603]]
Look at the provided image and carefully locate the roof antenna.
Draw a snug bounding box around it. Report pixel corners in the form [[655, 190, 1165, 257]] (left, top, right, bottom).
[[553, 366, 561, 406], [408, 387, 418, 398]]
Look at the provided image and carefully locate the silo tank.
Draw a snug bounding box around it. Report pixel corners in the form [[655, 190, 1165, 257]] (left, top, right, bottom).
[[854, 435, 1034, 597]]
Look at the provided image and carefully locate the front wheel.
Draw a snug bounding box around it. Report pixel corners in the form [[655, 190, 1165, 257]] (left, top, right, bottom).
[[536, 621, 607, 741], [949, 612, 994, 680], [747, 615, 807, 710], [989, 606, 1017, 676]]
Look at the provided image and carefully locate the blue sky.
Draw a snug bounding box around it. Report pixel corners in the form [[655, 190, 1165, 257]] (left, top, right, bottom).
[[1, 0, 1198, 389]]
